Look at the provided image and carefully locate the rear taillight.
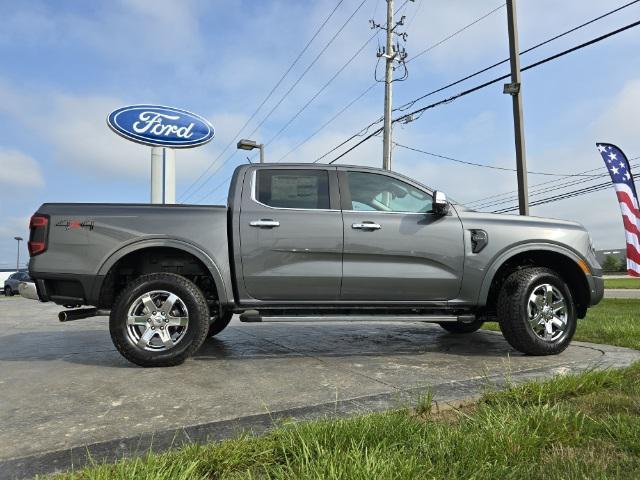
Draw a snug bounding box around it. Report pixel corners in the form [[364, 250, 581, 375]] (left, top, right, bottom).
[[28, 214, 49, 256]]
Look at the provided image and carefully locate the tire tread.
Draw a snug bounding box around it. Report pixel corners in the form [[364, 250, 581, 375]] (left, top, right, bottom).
[[110, 273, 210, 367], [497, 267, 575, 356]]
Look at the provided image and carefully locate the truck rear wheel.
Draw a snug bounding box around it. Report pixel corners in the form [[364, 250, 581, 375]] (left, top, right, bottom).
[[208, 310, 233, 337], [109, 273, 210, 367], [497, 267, 576, 355]]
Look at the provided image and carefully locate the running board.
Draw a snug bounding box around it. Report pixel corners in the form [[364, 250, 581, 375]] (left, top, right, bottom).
[[239, 312, 476, 324]]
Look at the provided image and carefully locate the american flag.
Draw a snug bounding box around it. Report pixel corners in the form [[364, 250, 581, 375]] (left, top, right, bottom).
[[597, 143, 640, 277]]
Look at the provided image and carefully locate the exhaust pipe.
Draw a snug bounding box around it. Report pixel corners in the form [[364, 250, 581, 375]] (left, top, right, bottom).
[[58, 308, 109, 322]]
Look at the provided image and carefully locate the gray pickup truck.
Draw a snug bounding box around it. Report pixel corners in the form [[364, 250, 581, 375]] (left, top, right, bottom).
[[28, 164, 604, 367]]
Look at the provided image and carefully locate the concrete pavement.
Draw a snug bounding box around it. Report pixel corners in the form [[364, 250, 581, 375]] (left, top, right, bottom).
[[1, 295, 639, 479], [604, 288, 640, 299]]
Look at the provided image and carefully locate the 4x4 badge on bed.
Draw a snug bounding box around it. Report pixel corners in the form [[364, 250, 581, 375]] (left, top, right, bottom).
[[55, 220, 94, 230]]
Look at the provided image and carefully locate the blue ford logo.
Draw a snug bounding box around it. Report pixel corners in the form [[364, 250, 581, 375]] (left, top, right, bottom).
[[107, 105, 214, 148]]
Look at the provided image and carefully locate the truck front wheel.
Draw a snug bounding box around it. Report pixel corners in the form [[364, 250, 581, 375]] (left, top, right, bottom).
[[109, 273, 210, 367], [497, 267, 576, 355]]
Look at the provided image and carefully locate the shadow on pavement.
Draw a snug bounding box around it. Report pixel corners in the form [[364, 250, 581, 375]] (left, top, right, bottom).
[[0, 322, 517, 367]]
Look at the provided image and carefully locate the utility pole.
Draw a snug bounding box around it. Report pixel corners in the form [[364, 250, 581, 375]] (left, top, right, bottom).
[[374, 0, 410, 171], [382, 0, 394, 171], [504, 0, 529, 215]]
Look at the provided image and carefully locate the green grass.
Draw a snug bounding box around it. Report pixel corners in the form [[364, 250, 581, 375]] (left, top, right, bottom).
[[47, 299, 640, 480], [605, 277, 640, 289], [47, 364, 640, 480]]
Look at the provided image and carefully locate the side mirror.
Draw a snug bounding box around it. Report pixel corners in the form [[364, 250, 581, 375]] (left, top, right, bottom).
[[432, 190, 450, 215]]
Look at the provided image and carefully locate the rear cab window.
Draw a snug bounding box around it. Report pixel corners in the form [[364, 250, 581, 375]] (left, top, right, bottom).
[[256, 169, 331, 210]]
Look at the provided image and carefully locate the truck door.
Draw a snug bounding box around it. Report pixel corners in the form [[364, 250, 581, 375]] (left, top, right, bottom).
[[239, 167, 343, 301], [338, 169, 464, 301]]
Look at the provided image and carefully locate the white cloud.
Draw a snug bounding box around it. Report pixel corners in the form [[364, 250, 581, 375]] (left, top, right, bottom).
[[0, 148, 44, 188], [0, 81, 256, 187], [591, 79, 640, 154]]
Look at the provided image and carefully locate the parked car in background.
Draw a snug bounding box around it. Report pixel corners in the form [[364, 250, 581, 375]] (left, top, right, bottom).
[[0, 271, 14, 293], [4, 272, 32, 296]]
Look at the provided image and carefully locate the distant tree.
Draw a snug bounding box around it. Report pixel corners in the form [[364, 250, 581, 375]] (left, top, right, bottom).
[[619, 256, 628, 272], [602, 254, 622, 272]]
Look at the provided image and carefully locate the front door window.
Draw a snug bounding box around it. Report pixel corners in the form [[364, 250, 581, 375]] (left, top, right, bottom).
[[346, 172, 433, 213]]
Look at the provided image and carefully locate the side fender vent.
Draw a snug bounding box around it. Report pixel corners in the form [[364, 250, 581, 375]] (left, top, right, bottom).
[[470, 230, 489, 253]]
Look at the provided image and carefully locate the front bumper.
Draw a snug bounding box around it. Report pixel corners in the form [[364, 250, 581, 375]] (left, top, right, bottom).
[[589, 275, 605, 306]]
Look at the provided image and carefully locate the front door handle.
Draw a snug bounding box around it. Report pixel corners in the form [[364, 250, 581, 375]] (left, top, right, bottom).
[[249, 219, 280, 228], [352, 222, 381, 230]]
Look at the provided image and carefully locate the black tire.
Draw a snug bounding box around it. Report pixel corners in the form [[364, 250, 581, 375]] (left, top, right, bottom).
[[438, 319, 484, 334], [208, 310, 233, 337], [497, 267, 576, 356], [109, 273, 210, 367], [5, 287, 13, 297]]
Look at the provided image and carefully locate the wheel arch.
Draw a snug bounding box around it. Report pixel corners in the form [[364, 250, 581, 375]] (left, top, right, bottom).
[[95, 239, 230, 309], [479, 244, 591, 318]]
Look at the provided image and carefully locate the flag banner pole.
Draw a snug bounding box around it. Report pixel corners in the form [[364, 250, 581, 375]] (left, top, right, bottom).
[[597, 143, 640, 277]]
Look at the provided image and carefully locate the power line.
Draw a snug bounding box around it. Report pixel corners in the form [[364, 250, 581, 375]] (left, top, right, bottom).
[[262, 31, 379, 153], [277, 83, 379, 162], [465, 164, 609, 206], [256, 1, 510, 168], [409, 3, 505, 63], [468, 157, 640, 208], [315, 2, 635, 165], [179, 0, 346, 202], [398, 18, 640, 122], [192, 2, 640, 202], [404, 0, 424, 35], [291, 2, 509, 165], [323, 18, 640, 164], [267, 0, 412, 163], [393, 143, 603, 177], [243, 0, 370, 144], [396, 0, 640, 112], [184, 0, 369, 203], [478, 163, 640, 210], [492, 182, 613, 213]]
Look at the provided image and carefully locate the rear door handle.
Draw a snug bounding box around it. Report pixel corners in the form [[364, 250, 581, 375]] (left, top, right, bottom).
[[249, 219, 280, 228], [352, 222, 381, 230]]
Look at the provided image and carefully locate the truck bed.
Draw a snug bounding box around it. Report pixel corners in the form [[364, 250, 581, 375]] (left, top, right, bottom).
[[29, 203, 233, 306]]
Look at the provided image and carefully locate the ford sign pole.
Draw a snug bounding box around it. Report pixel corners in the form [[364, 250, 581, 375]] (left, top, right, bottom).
[[151, 147, 176, 204], [107, 105, 214, 205]]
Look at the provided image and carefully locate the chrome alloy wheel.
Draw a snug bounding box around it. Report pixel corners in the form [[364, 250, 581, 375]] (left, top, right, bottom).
[[527, 283, 568, 342], [126, 290, 189, 351]]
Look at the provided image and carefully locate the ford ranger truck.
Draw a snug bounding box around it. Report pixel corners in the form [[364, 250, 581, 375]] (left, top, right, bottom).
[[28, 164, 604, 367]]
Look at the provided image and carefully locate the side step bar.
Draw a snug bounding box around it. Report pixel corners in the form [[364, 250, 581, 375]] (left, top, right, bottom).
[[240, 311, 476, 324]]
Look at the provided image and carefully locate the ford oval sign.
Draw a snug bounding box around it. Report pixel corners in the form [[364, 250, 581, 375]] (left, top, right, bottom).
[[107, 105, 214, 148]]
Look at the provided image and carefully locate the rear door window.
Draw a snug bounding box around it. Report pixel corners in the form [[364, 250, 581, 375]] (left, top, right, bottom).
[[256, 169, 331, 210]]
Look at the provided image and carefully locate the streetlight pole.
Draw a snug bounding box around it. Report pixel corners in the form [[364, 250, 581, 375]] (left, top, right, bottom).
[[14, 236, 23, 271], [504, 0, 529, 216], [237, 139, 265, 163]]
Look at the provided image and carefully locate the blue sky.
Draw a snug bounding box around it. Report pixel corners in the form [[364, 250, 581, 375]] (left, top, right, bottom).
[[1, 0, 639, 268]]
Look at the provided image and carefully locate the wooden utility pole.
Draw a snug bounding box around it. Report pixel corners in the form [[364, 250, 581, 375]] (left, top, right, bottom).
[[505, 0, 529, 215], [382, 0, 394, 171]]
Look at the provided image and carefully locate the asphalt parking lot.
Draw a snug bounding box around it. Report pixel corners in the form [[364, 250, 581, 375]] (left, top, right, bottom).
[[1, 295, 639, 479]]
